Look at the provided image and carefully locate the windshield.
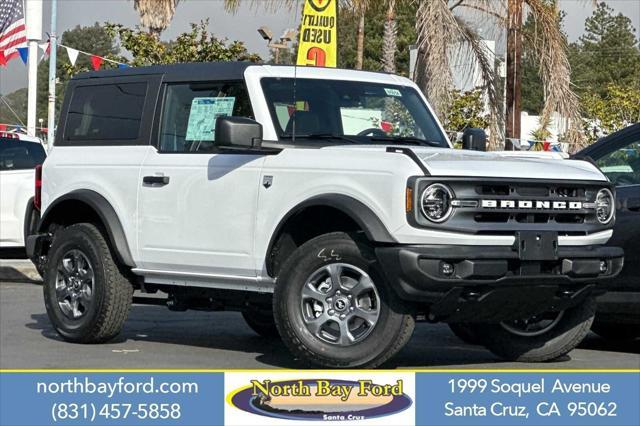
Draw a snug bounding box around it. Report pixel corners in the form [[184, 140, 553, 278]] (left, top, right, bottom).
[[261, 78, 448, 147]]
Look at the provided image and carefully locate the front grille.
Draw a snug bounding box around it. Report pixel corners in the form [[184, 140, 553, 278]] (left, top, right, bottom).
[[408, 177, 613, 235], [471, 183, 590, 226]]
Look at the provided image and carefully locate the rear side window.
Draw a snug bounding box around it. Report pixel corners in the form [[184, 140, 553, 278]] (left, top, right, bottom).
[[65, 82, 147, 141], [0, 140, 46, 171], [158, 81, 252, 153]]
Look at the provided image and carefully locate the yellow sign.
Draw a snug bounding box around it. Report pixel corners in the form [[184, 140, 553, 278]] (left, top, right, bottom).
[[296, 0, 337, 67]]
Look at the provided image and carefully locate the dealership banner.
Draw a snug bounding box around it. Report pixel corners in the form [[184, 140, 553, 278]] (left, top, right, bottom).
[[1, 371, 638, 425], [296, 0, 337, 67]]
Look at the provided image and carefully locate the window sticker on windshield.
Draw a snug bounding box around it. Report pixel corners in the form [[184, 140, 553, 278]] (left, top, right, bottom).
[[384, 88, 402, 97], [185, 97, 236, 141]]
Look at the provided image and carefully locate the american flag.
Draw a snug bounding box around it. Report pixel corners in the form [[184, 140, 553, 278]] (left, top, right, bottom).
[[0, 0, 27, 65]]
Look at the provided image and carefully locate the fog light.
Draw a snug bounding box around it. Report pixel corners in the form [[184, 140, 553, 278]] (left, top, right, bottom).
[[441, 262, 455, 276], [599, 260, 608, 274]]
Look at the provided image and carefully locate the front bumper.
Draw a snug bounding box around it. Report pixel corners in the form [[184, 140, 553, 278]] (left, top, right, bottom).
[[376, 244, 624, 322]]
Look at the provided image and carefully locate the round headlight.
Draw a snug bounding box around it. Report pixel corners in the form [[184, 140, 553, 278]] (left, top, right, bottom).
[[595, 188, 614, 224], [420, 183, 454, 223]]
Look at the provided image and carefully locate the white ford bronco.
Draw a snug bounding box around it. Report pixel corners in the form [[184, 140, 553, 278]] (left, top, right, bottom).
[[28, 63, 623, 368]]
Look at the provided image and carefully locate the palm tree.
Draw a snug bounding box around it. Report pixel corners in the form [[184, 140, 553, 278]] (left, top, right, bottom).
[[517, 0, 584, 148], [133, 0, 180, 37], [223, 0, 297, 12], [381, 0, 398, 73], [414, 0, 501, 147], [414, 0, 584, 149], [340, 0, 371, 70]]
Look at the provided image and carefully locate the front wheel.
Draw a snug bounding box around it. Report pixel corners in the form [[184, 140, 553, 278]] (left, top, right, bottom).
[[469, 298, 596, 362], [274, 232, 415, 368]]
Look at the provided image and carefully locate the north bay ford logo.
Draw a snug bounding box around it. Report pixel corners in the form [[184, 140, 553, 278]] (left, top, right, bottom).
[[481, 199, 585, 210], [228, 379, 412, 420]]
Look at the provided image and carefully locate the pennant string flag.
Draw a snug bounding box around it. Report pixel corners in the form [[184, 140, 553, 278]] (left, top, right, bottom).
[[90, 55, 103, 71], [3, 34, 130, 69], [65, 46, 79, 66], [58, 43, 128, 69], [16, 46, 27, 64], [38, 41, 50, 56]]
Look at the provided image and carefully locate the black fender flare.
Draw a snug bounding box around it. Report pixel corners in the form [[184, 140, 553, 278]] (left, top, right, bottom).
[[39, 190, 135, 267], [23, 197, 39, 244], [266, 193, 397, 259]]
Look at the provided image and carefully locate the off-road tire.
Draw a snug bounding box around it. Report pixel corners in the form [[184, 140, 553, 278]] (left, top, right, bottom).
[[591, 321, 639, 342], [43, 223, 133, 343], [273, 232, 415, 368], [470, 297, 596, 362], [242, 308, 280, 338], [448, 323, 481, 345]]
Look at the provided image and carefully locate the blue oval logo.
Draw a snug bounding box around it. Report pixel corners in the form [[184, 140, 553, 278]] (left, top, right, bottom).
[[228, 378, 412, 421]]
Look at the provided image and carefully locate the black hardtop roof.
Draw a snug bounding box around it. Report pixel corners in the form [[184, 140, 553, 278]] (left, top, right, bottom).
[[72, 61, 254, 82]]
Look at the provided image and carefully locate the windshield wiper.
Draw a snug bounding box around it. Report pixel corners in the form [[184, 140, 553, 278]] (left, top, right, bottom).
[[369, 135, 442, 147], [280, 133, 361, 144]]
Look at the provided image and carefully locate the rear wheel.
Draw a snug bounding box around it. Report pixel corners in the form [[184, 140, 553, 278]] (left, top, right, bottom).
[[43, 223, 133, 343], [274, 232, 414, 368], [468, 298, 596, 362]]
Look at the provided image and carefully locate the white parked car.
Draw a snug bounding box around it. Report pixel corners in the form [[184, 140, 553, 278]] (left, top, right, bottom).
[[27, 63, 623, 368], [0, 132, 46, 249]]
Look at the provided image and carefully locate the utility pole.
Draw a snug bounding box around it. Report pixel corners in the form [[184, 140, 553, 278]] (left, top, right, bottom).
[[25, 0, 43, 137], [47, 0, 57, 145], [505, 0, 523, 141]]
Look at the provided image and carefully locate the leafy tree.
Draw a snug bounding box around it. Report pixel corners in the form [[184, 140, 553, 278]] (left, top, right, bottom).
[[0, 88, 27, 125], [581, 83, 640, 143], [442, 90, 490, 134], [105, 21, 260, 66], [570, 2, 640, 98], [36, 23, 119, 122]]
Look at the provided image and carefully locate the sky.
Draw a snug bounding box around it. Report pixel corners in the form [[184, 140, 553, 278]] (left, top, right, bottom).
[[1, 0, 639, 96]]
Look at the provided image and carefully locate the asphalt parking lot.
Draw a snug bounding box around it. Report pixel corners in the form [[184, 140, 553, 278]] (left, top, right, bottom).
[[1, 257, 638, 370]]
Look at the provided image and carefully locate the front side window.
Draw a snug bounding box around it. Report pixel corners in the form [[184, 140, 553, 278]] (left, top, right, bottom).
[[595, 139, 640, 187], [65, 82, 147, 142], [0, 140, 46, 171], [158, 82, 253, 153], [261, 78, 447, 147]]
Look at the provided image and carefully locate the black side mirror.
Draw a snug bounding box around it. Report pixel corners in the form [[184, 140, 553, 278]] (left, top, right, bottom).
[[462, 128, 487, 151], [215, 116, 263, 149]]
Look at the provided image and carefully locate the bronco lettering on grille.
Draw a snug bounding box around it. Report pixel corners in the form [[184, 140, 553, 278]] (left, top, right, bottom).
[[481, 200, 584, 210]]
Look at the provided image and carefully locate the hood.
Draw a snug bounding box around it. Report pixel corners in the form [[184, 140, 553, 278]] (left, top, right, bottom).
[[326, 145, 607, 181], [413, 148, 606, 180]]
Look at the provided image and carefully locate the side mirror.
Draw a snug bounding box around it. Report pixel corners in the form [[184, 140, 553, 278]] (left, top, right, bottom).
[[215, 116, 263, 149], [462, 128, 487, 151]]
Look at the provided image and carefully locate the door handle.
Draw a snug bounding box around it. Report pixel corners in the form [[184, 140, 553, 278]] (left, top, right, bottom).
[[143, 175, 170, 185]]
